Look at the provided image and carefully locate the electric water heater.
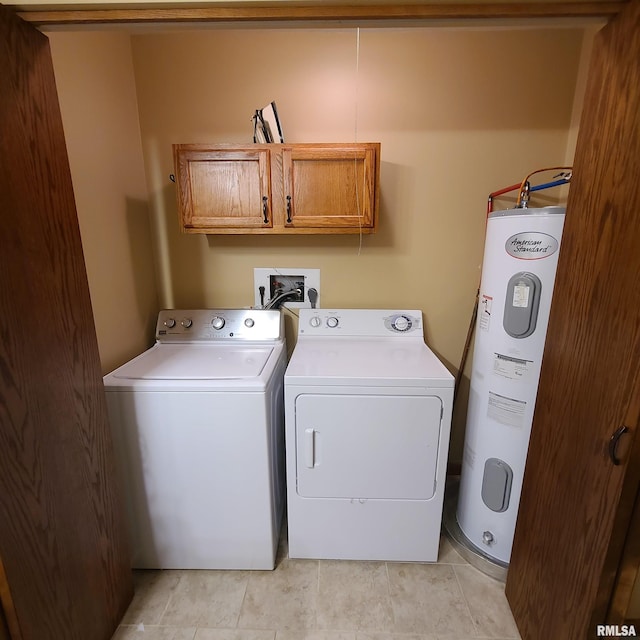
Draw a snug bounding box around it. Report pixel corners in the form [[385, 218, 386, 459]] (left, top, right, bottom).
[[457, 206, 566, 564]]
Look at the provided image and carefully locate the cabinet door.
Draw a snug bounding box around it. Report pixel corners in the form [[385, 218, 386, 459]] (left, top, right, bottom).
[[282, 144, 378, 231], [0, 5, 132, 639], [505, 2, 640, 638], [174, 145, 272, 232]]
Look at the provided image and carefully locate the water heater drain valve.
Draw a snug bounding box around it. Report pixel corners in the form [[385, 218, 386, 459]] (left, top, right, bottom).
[[482, 531, 495, 546]]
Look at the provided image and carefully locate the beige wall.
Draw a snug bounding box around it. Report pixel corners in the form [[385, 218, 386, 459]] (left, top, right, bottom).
[[130, 25, 584, 460], [564, 24, 599, 167], [45, 25, 591, 461], [49, 31, 159, 374]]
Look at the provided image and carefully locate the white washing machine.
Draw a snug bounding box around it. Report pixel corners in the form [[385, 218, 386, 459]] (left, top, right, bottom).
[[103, 309, 286, 570], [285, 309, 454, 562]]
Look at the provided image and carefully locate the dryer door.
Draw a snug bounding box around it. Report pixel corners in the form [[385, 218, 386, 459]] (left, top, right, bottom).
[[295, 393, 442, 500]]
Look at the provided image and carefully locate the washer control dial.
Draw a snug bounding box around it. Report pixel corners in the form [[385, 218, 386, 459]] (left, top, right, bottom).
[[164, 318, 176, 329], [391, 315, 412, 332], [244, 318, 255, 328], [326, 317, 339, 328], [309, 316, 321, 328], [181, 318, 193, 328], [211, 316, 225, 330]]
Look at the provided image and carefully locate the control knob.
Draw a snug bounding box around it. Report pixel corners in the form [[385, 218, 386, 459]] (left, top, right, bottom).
[[211, 316, 225, 330], [164, 317, 176, 329], [326, 317, 339, 328], [392, 315, 412, 332], [181, 318, 193, 328], [244, 318, 255, 328], [309, 316, 321, 328]]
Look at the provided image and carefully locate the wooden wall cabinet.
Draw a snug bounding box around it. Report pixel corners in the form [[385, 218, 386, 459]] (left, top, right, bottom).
[[173, 143, 380, 234]]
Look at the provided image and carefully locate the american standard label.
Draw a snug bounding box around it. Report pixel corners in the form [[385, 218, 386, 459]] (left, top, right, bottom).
[[506, 232, 559, 260]]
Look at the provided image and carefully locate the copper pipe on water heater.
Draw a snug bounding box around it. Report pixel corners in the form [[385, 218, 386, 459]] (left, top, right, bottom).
[[487, 182, 521, 216], [454, 288, 479, 404], [515, 166, 573, 208], [487, 169, 573, 214]]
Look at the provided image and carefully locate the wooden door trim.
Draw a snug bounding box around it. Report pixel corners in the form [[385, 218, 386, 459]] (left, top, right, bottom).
[[0, 559, 22, 640], [604, 421, 640, 622], [17, 2, 625, 27], [594, 332, 640, 625]]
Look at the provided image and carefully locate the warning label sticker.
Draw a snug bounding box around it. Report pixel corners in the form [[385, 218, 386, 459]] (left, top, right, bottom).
[[480, 294, 493, 331], [512, 284, 530, 308], [493, 353, 532, 381], [487, 391, 526, 428]]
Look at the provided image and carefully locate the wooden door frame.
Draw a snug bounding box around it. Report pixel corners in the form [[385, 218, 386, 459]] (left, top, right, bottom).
[[608, 483, 640, 623], [15, 1, 626, 27], [0, 559, 21, 640]]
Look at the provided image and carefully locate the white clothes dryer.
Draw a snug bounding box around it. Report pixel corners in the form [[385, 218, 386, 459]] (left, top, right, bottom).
[[284, 309, 454, 562], [103, 309, 286, 570]]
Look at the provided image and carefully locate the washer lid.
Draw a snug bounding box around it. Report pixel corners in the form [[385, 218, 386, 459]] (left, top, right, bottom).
[[111, 343, 274, 380]]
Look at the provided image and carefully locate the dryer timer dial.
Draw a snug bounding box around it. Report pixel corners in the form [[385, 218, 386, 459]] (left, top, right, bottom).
[[391, 315, 412, 332]]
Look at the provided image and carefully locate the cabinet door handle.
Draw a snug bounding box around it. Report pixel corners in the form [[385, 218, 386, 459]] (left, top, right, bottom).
[[262, 196, 269, 224], [286, 195, 292, 224], [609, 426, 629, 465]]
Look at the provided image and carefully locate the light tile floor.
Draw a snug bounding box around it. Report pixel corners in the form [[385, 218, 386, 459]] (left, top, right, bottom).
[[112, 528, 521, 640]]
